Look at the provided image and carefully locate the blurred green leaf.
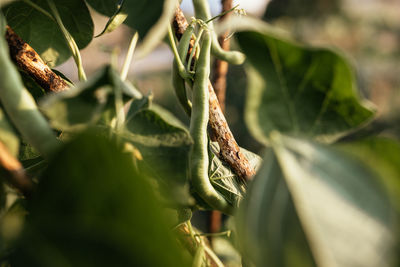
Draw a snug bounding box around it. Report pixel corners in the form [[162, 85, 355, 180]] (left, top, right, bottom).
[[122, 106, 193, 207], [0, 180, 5, 213], [236, 134, 396, 267], [9, 131, 190, 267], [337, 137, 400, 213], [86, 0, 177, 56], [0, 107, 19, 157], [40, 65, 136, 131], [0, 199, 27, 261], [209, 142, 261, 208], [236, 29, 374, 144], [236, 150, 316, 267], [3, 0, 93, 66], [95, 0, 127, 37], [0, 9, 5, 32], [19, 72, 46, 102]]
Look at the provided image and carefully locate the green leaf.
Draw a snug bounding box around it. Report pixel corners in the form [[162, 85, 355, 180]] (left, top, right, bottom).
[[3, 0, 94, 67], [0, 179, 5, 213], [0, 199, 27, 260], [40, 65, 136, 131], [95, 0, 127, 37], [337, 137, 400, 214], [236, 27, 374, 144], [236, 134, 396, 267], [122, 106, 193, 207], [9, 131, 190, 267], [0, 0, 15, 8], [0, 107, 19, 157], [0, 9, 5, 32], [209, 142, 261, 208], [86, 0, 177, 56], [19, 71, 46, 101]]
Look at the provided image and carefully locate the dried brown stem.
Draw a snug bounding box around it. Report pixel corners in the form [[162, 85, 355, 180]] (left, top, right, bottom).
[[0, 141, 33, 197], [208, 210, 222, 241], [5, 26, 68, 93], [173, 7, 255, 182]]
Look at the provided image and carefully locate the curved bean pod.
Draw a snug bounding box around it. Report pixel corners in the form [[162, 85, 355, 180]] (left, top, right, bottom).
[[193, 0, 245, 65], [189, 31, 231, 214], [172, 59, 192, 116], [171, 23, 195, 116], [177, 23, 195, 64]]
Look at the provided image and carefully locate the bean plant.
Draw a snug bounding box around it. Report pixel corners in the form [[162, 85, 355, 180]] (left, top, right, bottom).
[[0, 0, 399, 267]]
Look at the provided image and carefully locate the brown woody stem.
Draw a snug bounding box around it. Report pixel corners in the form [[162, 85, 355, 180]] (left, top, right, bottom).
[[5, 26, 68, 93], [0, 141, 33, 197]]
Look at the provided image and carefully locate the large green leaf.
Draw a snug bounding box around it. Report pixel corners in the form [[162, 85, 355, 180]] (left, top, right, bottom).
[[236, 150, 316, 267], [3, 0, 93, 66], [9, 131, 190, 267], [235, 23, 374, 144], [122, 105, 193, 207], [337, 137, 400, 213], [86, 0, 177, 56], [236, 134, 396, 267]]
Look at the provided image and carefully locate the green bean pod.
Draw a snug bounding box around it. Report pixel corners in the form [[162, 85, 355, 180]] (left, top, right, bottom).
[[171, 24, 196, 116], [189, 31, 231, 214], [0, 18, 59, 157], [193, 0, 245, 65], [172, 59, 192, 116], [177, 23, 195, 64]]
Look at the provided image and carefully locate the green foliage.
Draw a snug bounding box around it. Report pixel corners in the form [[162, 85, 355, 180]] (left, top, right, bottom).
[[40, 65, 136, 131], [236, 28, 374, 144], [3, 0, 93, 66], [122, 105, 193, 207], [209, 142, 261, 208], [9, 132, 190, 267], [237, 134, 396, 267], [338, 137, 400, 213], [86, 0, 177, 56], [94, 1, 127, 38], [86, 0, 162, 38], [0, 1, 399, 267], [0, 107, 19, 157]]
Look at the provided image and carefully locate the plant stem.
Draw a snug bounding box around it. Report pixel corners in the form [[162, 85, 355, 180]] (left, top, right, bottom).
[[121, 32, 139, 81], [194, 230, 231, 237], [0, 141, 33, 197], [187, 220, 199, 245], [205, 4, 239, 24], [46, 0, 86, 81], [5, 26, 68, 92]]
